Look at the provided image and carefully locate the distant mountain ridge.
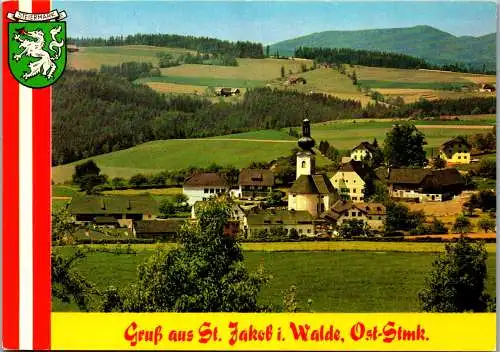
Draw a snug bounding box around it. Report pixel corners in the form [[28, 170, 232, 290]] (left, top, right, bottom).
[[270, 25, 496, 71]]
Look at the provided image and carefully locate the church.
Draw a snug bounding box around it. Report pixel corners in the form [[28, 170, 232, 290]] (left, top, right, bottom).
[[288, 119, 337, 218]]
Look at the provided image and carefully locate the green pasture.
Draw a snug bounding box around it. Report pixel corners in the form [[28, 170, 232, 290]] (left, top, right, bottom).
[[359, 80, 474, 90], [68, 45, 195, 70], [303, 119, 493, 151], [135, 75, 265, 89], [51, 247, 496, 312], [52, 119, 494, 183], [51, 138, 305, 183]]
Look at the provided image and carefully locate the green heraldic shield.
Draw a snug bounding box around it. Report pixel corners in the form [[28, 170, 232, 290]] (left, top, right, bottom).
[[9, 21, 66, 88]]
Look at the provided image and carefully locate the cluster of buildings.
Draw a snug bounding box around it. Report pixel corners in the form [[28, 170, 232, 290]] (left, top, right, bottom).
[[66, 119, 468, 240]]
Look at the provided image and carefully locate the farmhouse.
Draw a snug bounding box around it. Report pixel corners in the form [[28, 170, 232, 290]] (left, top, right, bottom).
[[439, 137, 471, 165], [330, 160, 370, 202], [133, 219, 185, 240], [322, 200, 386, 231], [288, 119, 337, 218], [68, 195, 159, 228], [238, 168, 274, 198], [285, 76, 307, 85], [67, 44, 79, 52], [215, 88, 240, 96], [350, 141, 378, 162], [183, 172, 230, 206], [376, 168, 464, 202], [246, 209, 318, 238], [479, 83, 496, 93]]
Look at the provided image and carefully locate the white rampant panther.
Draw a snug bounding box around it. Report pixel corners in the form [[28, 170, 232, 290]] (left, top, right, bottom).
[[13, 26, 64, 80]]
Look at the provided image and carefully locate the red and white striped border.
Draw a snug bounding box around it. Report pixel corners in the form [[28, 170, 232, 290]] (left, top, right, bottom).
[[3, 0, 52, 349]]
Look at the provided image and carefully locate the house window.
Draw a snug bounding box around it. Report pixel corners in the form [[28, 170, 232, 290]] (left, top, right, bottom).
[[352, 197, 357, 200], [351, 211, 356, 217], [378, 216, 382, 220], [210, 189, 214, 193], [353, 188, 356, 193], [301, 160, 306, 168], [353, 180, 356, 183], [204, 188, 208, 193], [458, 156, 461, 159], [202, 197, 207, 201], [368, 216, 372, 220], [358, 212, 362, 217], [307, 229, 311, 234], [360, 197, 364, 201], [299, 229, 303, 233]]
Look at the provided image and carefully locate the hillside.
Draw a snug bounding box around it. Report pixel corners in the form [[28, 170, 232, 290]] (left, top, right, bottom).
[[270, 25, 496, 71], [51, 119, 494, 184]]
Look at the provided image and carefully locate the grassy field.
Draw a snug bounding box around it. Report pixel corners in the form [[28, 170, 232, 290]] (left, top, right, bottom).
[[160, 58, 313, 81], [52, 119, 494, 183], [52, 246, 496, 312], [68, 45, 196, 70], [52, 137, 300, 183], [136, 75, 265, 89], [275, 68, 373, 106], [352, 66, 496, 84], [303, 119, 493, 151], [66, 241, 497, 254]]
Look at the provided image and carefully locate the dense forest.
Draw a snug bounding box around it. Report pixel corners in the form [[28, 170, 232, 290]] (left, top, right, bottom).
[[293, 47, 495, 74], [294, 47, 431, 70], [69, 34, 264, 58], [53, 70, 496, 166]]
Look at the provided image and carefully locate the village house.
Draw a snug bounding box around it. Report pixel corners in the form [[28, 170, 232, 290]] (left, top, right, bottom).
[[439, 137, 472, 166], [479, 83, 496, 93], [330, 160, 370, 202], [215, 88, 240, 96], [246, 209, 318, 238], [237, 168, 275, 198], [133, 219, 185, 240], [288, 119, 337, 218], [183, 172, 230, 206], [350, 141, 378, 162], [376, 168, 464, 202], [285, 76, 307, 85], [68, 195, 159, 228], [322, 200, 386, 231]]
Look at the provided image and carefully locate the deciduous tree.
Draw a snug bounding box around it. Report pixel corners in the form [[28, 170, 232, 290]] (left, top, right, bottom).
[[418, 237, 494, 312]]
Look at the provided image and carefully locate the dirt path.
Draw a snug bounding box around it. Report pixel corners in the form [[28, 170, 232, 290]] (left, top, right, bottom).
[[185, 138, 296, 143], [52, 196, 72, 200], [416, 125, 493, 130]]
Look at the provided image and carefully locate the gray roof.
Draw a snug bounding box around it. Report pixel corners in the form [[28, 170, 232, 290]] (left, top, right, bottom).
[[184, 172, 229, 188], [336, 160, 370, 179], [69, 195, 159, 215], [134, 219, 185, 234], [247, 209, 315, 226], [239, 168, 274, 187], [289, 174, 335, 195]]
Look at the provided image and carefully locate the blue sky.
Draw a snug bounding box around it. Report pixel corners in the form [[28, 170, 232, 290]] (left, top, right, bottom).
[[54, 1, 497, 44]]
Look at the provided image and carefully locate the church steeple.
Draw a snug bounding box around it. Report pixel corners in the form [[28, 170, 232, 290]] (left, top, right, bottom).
[[298, 118, 315, 151], [296, 118, 315, 178]]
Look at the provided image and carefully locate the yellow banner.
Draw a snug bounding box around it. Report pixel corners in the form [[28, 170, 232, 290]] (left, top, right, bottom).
[[52, 313, 495, 351]]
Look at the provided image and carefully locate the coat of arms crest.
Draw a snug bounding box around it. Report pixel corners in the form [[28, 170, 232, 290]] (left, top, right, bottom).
[[7, 9, 67, 88]]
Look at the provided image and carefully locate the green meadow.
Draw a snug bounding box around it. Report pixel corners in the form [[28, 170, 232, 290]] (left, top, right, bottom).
[[52, 119, 494, 183], [52, 247, 496, 312]]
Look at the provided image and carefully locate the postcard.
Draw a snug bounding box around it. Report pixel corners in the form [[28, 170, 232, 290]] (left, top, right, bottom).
[[1, 0, 497, 350]]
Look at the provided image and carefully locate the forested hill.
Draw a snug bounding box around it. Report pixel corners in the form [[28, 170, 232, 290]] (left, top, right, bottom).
[[270, 25, 496, 72], [69, 33, 264, 58], [53, 70, 496, 166]]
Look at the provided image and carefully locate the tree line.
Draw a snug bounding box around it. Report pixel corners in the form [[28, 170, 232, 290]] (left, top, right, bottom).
[[69, 33, 264, 58], [53, 70, 496, 166], [294, 46, 496, 74]]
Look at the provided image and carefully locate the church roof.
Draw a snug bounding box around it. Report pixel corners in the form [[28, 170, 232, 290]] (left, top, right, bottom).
[[289, 174, 336, 195]]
